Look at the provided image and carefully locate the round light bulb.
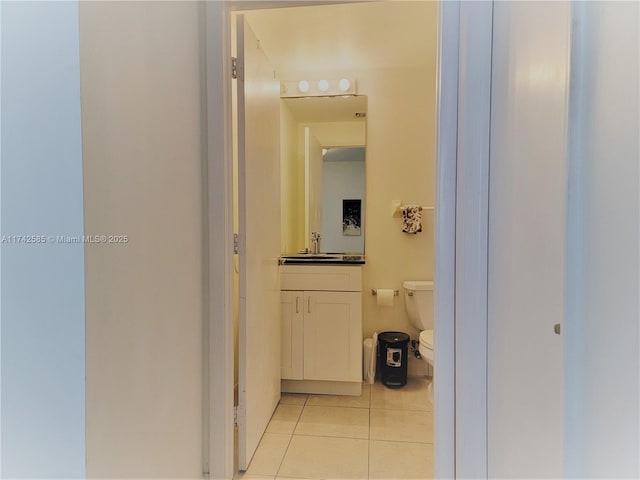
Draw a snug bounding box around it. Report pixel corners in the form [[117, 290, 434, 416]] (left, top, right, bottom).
[[297, 80, 310, 93], [317, 79, 329, 92], [338, 78, 351, 92]]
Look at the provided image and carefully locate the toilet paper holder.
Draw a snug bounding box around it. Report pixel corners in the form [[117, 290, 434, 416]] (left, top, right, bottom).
[[371, 289, 399, 296]]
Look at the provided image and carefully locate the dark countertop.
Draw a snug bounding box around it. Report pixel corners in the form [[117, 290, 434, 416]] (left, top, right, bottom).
[[279, 254, 365, 265]]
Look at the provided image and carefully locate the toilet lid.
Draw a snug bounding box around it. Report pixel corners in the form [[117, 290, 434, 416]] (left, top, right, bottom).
[[419, 329, 434, 349]]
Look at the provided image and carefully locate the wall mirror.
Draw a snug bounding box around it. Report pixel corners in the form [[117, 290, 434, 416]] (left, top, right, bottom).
[[280, 95, 367, 255]]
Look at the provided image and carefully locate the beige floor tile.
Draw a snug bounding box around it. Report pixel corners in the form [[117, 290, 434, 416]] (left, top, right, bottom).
[[370, 377, 432, 411], [266, 404, 304, 435], [369, 440, 434, 479], [278, 435, 368, 479], [306, 384, 370, 408], [280, 393, 308, 406], [294, 405, 370, 439], [370, 408, 433, 443], [245, 433, 291, 476]]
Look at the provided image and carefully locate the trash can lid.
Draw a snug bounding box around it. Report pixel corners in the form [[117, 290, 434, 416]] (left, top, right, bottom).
[[378, 331, 410, 343]]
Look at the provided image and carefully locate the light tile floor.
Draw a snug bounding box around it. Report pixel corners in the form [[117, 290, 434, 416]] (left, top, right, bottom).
[[236, 376, 433, 480]]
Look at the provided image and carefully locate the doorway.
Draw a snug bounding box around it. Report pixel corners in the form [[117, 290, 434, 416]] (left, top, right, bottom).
[[204, 1, 459, 478], [233, 1, 439, 475]]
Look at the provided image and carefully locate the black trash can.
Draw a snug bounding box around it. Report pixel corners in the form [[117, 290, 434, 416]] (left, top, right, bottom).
[[378, 331, 410, 388]]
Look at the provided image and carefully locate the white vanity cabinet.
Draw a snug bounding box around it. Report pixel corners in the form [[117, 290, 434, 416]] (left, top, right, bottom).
[[281, 290, 304, 380], [280, 265, 362, 395]]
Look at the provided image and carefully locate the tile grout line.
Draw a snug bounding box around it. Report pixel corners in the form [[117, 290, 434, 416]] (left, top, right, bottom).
[[274, 394, 308, 479]]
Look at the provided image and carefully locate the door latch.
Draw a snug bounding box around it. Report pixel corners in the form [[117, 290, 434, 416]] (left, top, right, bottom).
[[553, 323, 561, 335]]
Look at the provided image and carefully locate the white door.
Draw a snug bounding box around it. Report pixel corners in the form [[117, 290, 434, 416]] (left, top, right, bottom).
[[304, 128, 323, 247], [564, 3, 639, 476], [236, 14, 282, 470], [487, 2, 570, 477]]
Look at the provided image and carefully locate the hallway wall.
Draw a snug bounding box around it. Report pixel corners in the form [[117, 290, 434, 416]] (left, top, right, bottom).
[[0, 2, 86, 477], [79, 2, 205, 477]]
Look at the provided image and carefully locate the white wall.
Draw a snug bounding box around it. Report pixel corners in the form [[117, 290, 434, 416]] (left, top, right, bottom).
[[305, 129, 323, 248], [0, 2, 86, 477], [359, 66, 436, 374], [79, 2, 205, 478], [281, 102, 302, 253], [565, 2, 639, 477]]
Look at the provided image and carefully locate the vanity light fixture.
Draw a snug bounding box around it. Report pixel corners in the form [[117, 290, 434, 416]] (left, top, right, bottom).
[[338, 78, 351, 92], [280, 77, 357, 98], [297, 80, 310, 93]]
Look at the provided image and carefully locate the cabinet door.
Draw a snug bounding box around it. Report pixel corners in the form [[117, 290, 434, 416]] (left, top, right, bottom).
[[303, 291, 362, 382], [281, 291, 303, 380]]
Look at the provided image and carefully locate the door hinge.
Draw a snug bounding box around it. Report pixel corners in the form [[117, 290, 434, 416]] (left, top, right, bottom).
[[231, 57, 238, 79], [233, 405, 238, 427], [233, 233, 239, 254]]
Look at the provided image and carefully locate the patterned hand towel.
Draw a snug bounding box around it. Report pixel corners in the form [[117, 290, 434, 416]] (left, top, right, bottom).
[[401, 205, 422, 234]]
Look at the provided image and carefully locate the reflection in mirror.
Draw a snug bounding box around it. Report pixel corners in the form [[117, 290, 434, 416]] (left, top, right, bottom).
[[322, 147, 365, 253], [280, 95, 367, 255]]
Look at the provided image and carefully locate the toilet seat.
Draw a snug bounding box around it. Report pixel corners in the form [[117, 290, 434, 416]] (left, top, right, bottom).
[[419, 329, 433, 350], [418, 329, 434, 364]]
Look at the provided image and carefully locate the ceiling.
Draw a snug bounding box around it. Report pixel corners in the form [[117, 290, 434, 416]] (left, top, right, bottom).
[[243, 1, 438, 76]]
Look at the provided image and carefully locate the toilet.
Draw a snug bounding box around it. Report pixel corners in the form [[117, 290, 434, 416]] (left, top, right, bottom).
[[403, 280, 434, 400]]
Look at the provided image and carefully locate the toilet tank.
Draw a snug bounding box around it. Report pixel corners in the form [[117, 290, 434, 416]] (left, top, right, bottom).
[[403, 281, 434, 331]]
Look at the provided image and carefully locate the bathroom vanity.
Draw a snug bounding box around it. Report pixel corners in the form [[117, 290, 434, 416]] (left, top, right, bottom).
[[280, 264, 363, 396]]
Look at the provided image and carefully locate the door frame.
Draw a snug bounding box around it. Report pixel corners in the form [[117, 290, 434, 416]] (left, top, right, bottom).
[[204, 1, 494, 479], [446, 1, 493, 477]]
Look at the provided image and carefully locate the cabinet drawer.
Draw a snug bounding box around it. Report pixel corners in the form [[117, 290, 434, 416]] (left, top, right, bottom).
[[280, 265, 362, 292]]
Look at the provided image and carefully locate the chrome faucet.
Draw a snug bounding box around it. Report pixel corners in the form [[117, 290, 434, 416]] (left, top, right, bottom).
[[311, 232, 321, 254]]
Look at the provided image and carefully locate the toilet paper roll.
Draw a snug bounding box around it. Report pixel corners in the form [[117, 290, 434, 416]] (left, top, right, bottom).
[[376, 289, 395, 307]]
